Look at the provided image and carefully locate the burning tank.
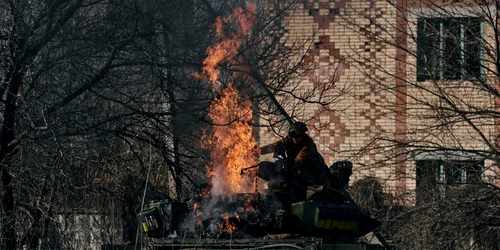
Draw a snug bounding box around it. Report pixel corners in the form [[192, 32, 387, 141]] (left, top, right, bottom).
[[138, 160, 386, 249]]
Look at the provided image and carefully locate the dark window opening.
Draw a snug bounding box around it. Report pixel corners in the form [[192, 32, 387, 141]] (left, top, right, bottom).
[[417, 17, 482, 81], [416, 159, 483, 204]]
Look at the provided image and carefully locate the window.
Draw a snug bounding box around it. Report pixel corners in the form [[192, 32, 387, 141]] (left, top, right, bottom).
[[417, 17, 483, 81], [416, 159, 483, 204]]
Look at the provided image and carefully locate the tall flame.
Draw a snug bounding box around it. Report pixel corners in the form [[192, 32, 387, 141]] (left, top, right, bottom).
[[203, 84, 258, 196], [200, 2, 258, 197], [201, 3, 256, 87]]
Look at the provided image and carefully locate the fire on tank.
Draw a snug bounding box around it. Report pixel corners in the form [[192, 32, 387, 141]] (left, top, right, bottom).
[[138, 160, 382, 244]]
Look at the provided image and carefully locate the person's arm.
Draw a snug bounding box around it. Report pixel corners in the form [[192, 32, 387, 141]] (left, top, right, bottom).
[[259, 139, 284, 155], [295, 138, 316, 164]]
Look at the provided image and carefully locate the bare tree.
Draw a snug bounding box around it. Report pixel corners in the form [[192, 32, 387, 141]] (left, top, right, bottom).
[[0, 0, 189, 248], [0, 0, 361, 248], [325, 0, 500, 248]]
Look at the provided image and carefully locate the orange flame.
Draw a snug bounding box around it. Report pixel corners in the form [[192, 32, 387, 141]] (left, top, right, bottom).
[[200, 3, 258, 197], [220, 213, 238, 234], [202, 83, 258, 196], [202, 36, 239, 85], [200, 3, 256, 87]]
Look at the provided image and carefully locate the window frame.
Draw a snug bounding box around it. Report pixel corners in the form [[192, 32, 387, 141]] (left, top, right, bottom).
[[416, 16, 484, 82], [413, 152, 485, 204]]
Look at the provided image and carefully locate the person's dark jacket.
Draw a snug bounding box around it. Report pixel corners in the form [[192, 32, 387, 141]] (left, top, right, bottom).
[[260, 135, 330, 187]]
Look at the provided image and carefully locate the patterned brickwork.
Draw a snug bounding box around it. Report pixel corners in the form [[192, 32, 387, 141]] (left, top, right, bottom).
[[405, 7, 499, 190], [259, 0, 399, 194], [258, 1, 500, 197]]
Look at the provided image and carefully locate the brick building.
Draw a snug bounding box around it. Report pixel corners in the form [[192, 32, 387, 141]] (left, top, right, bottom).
[[258, 0, 500, 202]]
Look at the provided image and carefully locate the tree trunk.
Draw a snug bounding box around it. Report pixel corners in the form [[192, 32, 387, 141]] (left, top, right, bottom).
[[166, 68, 183, 200], [1, 70, 22, 249]]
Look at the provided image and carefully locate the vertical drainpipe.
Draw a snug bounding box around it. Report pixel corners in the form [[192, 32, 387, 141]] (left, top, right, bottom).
[[395, 0, 408, 203]]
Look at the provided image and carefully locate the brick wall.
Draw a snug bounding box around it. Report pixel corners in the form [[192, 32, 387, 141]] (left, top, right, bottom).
[[258, 0, 500, 198], [259, 0, 399, 192]]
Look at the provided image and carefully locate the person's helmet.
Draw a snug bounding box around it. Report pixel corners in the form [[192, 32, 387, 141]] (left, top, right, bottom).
[[288, 122, 308, 138]]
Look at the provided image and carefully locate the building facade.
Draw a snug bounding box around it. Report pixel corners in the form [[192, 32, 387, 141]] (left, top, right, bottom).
[[258, 0, 500, 202]]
